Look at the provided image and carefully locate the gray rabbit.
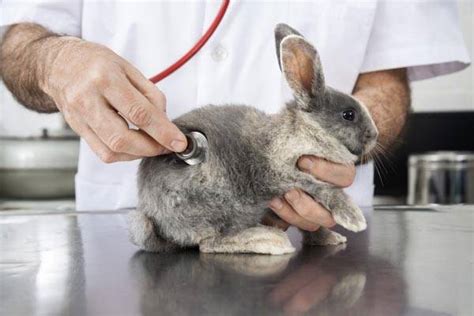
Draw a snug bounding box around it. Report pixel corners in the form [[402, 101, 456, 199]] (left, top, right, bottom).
[[128, 24, 378, 255]]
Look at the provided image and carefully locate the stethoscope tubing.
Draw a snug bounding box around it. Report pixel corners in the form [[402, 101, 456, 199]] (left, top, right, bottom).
[[148, 0, 230, 84]]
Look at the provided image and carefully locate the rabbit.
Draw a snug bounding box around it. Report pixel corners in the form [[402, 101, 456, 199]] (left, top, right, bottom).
[[128, 23, 378, 255]]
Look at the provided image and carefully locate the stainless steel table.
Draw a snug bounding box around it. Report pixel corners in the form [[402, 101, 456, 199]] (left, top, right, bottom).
[[1, 206, 473, 316]]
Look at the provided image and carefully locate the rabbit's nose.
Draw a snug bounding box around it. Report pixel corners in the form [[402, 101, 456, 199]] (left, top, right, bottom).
[[363, 130, 377, 142]]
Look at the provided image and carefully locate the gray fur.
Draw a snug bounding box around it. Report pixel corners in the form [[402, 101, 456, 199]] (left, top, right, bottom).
[[128, 23, 378, 254]]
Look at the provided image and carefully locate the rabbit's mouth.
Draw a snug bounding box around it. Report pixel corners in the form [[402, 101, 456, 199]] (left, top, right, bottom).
[[362, 138, 378, 155], [348, 147, 364, 157], [348, 140, 376, 158]]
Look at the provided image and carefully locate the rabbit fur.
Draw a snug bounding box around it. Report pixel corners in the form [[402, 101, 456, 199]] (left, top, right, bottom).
[[128, 24, 378, 255]]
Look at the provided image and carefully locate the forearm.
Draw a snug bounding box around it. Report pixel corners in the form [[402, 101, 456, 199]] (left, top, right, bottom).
[[0, 23, 78, 113], [352, 68, 410, 149]]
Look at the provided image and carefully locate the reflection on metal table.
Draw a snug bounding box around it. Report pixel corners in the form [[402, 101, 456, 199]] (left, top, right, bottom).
[[0, 206, 473, 316]]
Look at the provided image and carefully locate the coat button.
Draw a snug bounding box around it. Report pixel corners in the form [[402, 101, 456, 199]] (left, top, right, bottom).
[[211, 44, 228, 62]]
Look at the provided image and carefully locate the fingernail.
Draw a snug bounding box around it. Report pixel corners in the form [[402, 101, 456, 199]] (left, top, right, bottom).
[[171, 139, 187, 152], [285, 190, 299, 201], [299, 157, 313, 170], [269, 198, 283, 210]]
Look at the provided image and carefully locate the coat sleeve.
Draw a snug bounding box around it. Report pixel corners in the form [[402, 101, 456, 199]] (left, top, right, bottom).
[[359, 0, 470, 81], [1, 0, 83, 37]]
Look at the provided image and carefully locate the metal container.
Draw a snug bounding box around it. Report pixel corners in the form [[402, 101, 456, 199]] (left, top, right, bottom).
[[0, 135, 79, 199], [408, 151, 474, 205]]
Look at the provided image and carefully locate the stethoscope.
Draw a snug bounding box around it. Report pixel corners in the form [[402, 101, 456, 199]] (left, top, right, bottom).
[[148, 0, 230, 165]]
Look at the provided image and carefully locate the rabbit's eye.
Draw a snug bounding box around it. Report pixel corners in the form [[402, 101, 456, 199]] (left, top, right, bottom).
[[342, 109, 356, 121]]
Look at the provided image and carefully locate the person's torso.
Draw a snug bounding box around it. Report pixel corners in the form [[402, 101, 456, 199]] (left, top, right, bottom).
[[76, 0, 378, 210]]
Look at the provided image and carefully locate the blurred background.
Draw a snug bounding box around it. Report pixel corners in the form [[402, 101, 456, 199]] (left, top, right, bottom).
[[0, 0, 472, 204]]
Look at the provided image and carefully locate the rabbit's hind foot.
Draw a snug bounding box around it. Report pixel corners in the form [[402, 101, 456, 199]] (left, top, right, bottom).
[[199, 226, 295, 255], [127, 210, 178, 252]]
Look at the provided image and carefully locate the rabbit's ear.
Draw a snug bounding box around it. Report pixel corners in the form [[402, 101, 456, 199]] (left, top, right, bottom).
[[277, 31, 325, 105], [275, 23, 303, 70]]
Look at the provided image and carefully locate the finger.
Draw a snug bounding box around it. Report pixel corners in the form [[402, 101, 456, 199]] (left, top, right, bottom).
[[124, 62, 167, 113], [298, 156, 356, 187], [80, 98, 169, 157], [65, 115, 140, 163], [284, 189, 336, 228], [261, 211, 290, 231], [269, 264, 319, 305], [103, 74, 187, 152], [269, 197, 320, 231], [285, 272, 336, 314]]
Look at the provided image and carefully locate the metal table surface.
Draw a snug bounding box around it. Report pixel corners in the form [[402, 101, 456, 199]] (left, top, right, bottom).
[[0, 206, 472, 316]]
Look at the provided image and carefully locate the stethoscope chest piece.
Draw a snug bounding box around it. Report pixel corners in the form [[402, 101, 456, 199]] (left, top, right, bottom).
[[175, 131, 208, 165]]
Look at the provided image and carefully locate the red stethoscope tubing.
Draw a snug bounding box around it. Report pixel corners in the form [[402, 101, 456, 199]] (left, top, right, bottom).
[[149, 0, 230, 84]]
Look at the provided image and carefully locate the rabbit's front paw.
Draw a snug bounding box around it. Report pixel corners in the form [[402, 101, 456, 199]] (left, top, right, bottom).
[[329, 195, 367, 232], [303, 227, 347, 246]]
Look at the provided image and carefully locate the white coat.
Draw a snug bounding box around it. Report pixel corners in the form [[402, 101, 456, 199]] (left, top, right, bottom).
[[1, 0, 470, 210]]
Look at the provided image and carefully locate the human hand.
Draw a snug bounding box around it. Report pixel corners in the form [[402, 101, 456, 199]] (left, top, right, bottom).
[[269, 246, 367, 315], [42, 38, 187, 163], [265, 155, 356, 231]]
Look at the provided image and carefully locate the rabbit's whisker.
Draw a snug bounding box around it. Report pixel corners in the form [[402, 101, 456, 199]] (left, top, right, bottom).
[[374, 143, 396, 174]]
